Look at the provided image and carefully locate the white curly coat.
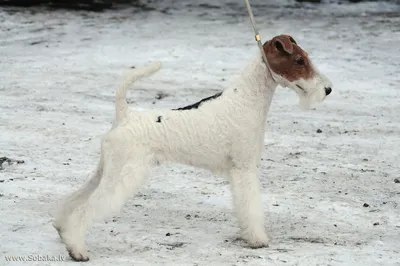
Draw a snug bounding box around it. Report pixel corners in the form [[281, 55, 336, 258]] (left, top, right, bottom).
[[54, 42, 332, 261]]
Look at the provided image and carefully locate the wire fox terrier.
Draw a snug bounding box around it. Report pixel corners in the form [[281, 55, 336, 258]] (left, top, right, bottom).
[[54, 35, 332, 261]]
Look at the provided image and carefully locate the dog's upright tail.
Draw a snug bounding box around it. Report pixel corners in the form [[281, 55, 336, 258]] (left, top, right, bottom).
[[115, 62, 162, 125]]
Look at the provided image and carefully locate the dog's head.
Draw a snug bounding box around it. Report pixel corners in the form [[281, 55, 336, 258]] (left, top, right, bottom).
[[264, 35, 332, 110]]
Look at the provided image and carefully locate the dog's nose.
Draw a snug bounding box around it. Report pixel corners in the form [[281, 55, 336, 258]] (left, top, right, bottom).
[[325, 87, 332, 96]]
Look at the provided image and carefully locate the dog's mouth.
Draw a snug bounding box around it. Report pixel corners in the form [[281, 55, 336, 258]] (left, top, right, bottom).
[[296, 84, 306, 93]]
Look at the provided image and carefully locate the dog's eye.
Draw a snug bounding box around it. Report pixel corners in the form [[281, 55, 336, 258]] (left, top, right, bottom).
[[296, 58, 305, 65]]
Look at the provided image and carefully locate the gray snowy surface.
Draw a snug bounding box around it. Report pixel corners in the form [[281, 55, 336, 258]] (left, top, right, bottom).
[[0, 0, 399, 265]]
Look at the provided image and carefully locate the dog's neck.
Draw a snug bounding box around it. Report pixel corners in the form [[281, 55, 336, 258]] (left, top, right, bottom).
[[234, 54, 278, 113], [242, 54, 277, 89]]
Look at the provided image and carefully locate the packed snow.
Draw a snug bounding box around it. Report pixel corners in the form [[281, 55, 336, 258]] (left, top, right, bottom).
[[0, 0, 399, 265]]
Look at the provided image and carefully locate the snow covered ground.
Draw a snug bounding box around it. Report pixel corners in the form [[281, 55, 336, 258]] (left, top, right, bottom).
[[1, 0, 399, 265]]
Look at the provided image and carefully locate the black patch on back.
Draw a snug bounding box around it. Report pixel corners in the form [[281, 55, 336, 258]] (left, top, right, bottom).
[[173, 92, 222, 111], [156, 116, 162, 123]]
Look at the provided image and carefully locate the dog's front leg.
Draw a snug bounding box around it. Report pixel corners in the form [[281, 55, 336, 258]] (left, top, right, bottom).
[[229, 167, 269, 248]]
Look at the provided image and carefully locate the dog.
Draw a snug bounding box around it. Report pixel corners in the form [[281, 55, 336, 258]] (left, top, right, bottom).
[[54, 34, 332, 261]]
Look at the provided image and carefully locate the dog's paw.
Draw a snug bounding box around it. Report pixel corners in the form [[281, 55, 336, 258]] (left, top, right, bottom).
[[247, 237, 269, 249], [241, 231, 269, 249], [59, 228, 89, 262], [67, 248, 90, 262]]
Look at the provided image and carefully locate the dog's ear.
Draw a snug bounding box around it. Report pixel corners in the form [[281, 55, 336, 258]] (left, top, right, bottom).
[[288, 36, 297, 45], [274, 35, 295, 55]]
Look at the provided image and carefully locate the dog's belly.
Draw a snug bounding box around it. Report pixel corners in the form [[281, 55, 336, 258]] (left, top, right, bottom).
[[161, 147, 231, 174]]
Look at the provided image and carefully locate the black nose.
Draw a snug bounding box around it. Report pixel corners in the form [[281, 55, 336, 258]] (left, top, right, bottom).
[[325, 87, 332, 96]]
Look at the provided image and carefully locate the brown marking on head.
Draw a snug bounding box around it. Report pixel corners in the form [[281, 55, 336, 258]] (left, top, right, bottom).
[[263, 35, 314, 82]]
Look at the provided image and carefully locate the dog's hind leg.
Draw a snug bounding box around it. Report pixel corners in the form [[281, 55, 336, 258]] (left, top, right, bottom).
[[53, 158, 103, 234], [229, 167, 269, 248], [59, 131, 151, 261]]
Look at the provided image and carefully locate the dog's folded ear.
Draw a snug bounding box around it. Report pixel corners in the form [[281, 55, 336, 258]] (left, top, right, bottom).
[[288, 36, 297, 45], [274, 35, 295, 55]]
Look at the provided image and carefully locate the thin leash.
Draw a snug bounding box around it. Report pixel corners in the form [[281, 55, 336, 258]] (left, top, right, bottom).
[[244, 0, 273, 77]]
